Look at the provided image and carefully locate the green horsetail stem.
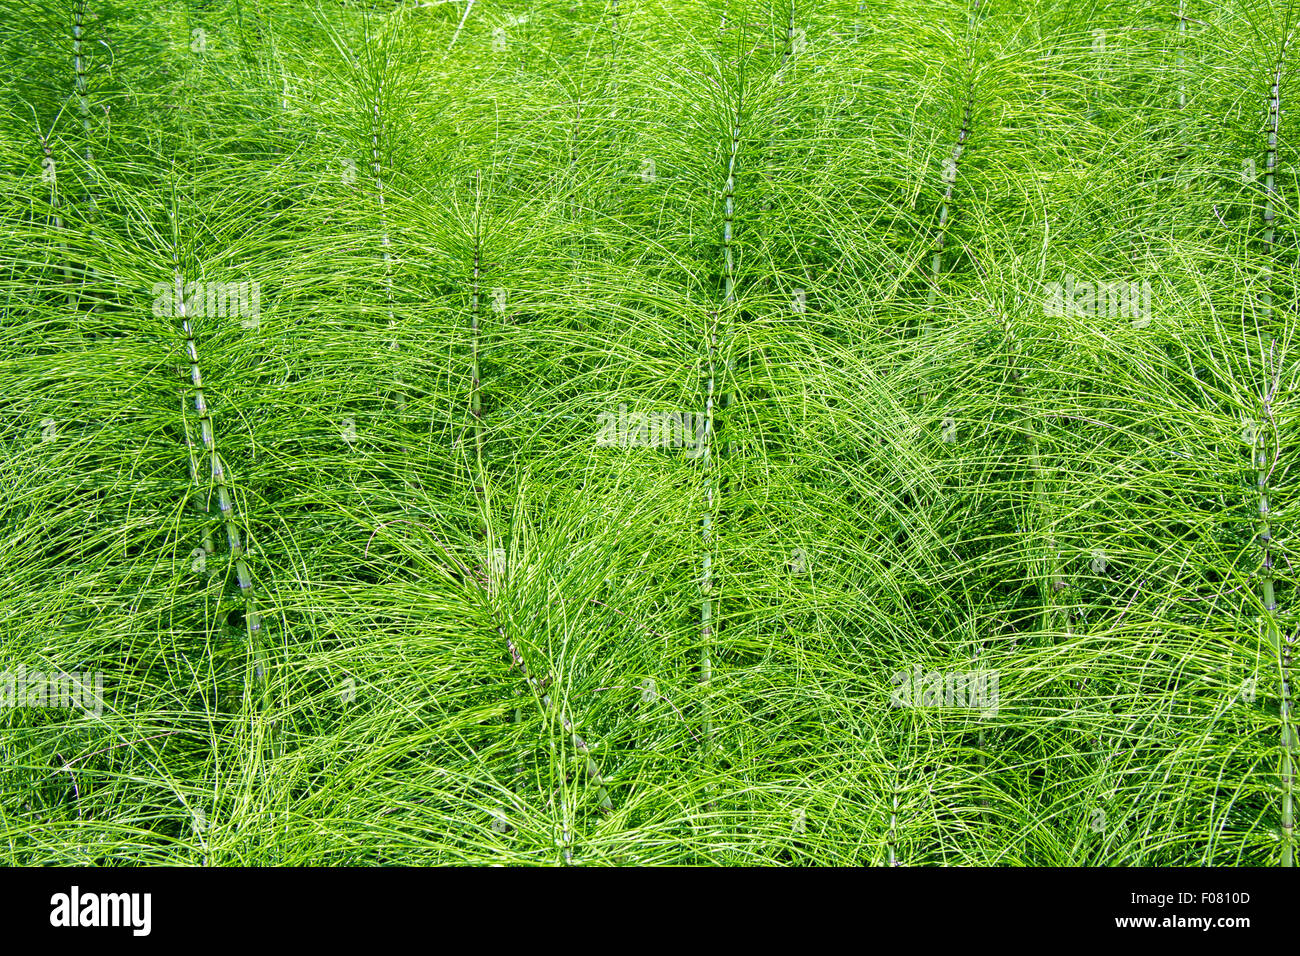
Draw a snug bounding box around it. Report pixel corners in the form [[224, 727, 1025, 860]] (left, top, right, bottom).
[[565, 96, 586, 266], [68, 0, 101, 315], [927, 94, 972, 315], [71, 0, 97, 211], [447, 0, 474, 49], [888, 790, 899, 865], [1176, 0, 1187, 111], [37, 131, 75, 308], [368, 81, 412, 426], [372, 89, 397, 341], [781, 0, 797, 70], [568, 95, 582, 173], [765, 3, 798, 182], [466, 178, 511, 738], [605, 0, 621, 153], [927, 0, 981, 320], [506, 635, 613, 820], [470, 175, 486, 512], [701, 111, 741, 752], [1258, 32, 1296, 867], [182, 393, 216, 562], [174, 265, 267, 714], [1030, 439, 1069, 642], [974, 639, 988, 811]]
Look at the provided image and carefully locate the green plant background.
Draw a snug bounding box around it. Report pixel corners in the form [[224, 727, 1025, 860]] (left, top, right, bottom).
[[0, 0, 1296, 865]]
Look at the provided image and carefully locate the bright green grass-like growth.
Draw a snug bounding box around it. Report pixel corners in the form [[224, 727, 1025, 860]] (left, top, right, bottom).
[[1, 0, 1298, 866], [1257, 24, 1296, 867]]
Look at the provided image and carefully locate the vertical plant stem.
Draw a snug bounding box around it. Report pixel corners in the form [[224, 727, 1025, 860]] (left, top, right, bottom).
[[468, 175, 515, 750], [781, 0, 796, 71], [447, 0, 474, 50], [1258, 34, 1295, 866], [1176, 0, 1187, 112], [974, 637, 989, 811], [372, 89, 396, 347], [174, 258, 266, 720], [37, 131, 75, 308], [368, 79, 413, 437], [927, 94, 973, 318], [72, 0, 97, 212], [1030, 436, 1069, 642], [701, 106, 741, 754], [470, 174, 486, 525], [505, 635, 613, 828], [887, 789, 899, 865], [767, 2, 797, 183], [925, 0, 981, 334]]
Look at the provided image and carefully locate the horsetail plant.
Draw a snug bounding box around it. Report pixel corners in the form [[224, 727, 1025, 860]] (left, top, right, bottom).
[[1254, 27, 1297, 867], [700, 95, 743, 755], [1176, 0, 1188, 112], [371, 88, 396, 342], [926, 2, 980, 317], [505, 635, 614, 819], [7, 0, 1300, 869], [469, 171, 488, 544], [35, 121, 76, 307], [71, 0, 97, 211], [171, 251, 268, 720]]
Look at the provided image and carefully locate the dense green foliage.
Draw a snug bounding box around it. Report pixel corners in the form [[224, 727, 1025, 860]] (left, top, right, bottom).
[[1, 0, 1297, 865]]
